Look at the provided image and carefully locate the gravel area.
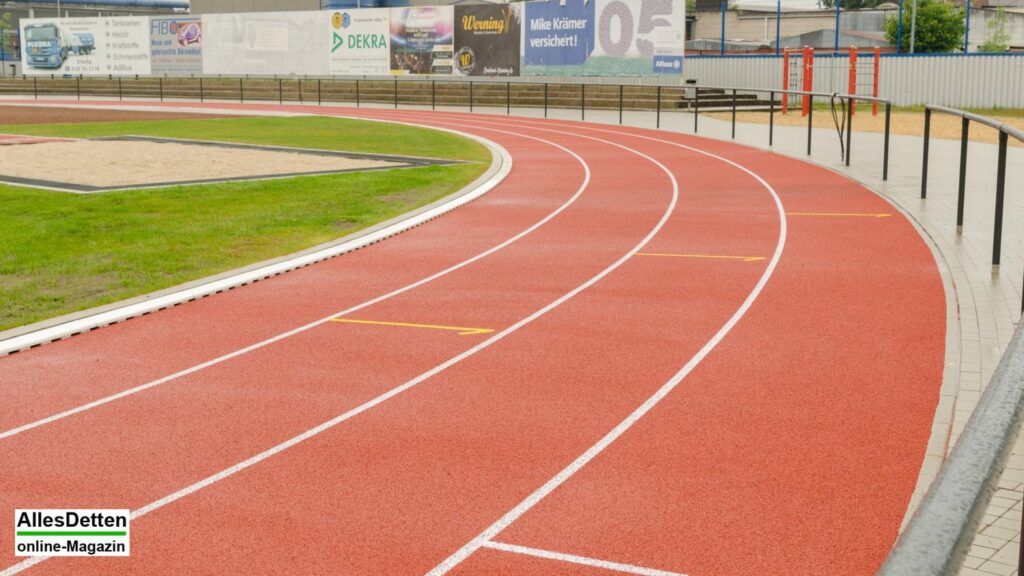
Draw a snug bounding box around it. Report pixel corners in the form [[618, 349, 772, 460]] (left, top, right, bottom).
[[0, 139, 399, 188]]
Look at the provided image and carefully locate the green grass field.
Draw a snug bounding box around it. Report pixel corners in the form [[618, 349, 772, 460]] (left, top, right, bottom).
[[0, 115, 491, 332]]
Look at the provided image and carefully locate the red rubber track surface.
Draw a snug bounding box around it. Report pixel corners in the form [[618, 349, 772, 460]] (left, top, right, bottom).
[[0, 101, 944, 576]]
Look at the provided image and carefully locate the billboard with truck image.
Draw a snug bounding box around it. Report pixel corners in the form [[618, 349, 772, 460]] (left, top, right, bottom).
[[21, 17, 150, 76]]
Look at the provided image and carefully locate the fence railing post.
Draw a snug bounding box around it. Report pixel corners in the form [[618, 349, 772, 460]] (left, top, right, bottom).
[[731, 88, 737, 139], [507, 81, 511, 115], [159, 77, 163, 102], [543, 83, 547, 118], [693, 87, 698, 132], [278, 77, 282, 104], [581, 83, 585, 121], [198, 77, 203, 102], [33, 77, 38, 100], [317, 78, 322, 106], [394, 77, 398, 109], [239, 78, 244, 103], [469, 81, 474, 112], [992, 131, 1009, 270], [883, 102, 891, 181], [432, 80, 436, 110], [119, 77, 124, 102], [845, 96, 853, 166], [921, 107, 931, 198], [619, 84, 623, 124], [656, 85, 661, 129], [769, 90, 775, 146], [807, 95, 813, 155], [957, 117, 970, 233]]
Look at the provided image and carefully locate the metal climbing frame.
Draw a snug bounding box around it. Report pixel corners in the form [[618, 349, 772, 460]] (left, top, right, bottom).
[[782, 47, 814, 117]]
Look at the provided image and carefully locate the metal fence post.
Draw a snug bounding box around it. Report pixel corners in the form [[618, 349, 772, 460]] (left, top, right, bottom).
[[957, 117, 970, 233], [769, 90, 775, 146], [469, 81, 474, 112], [318, 79, 322, 106], [119, 77, 123, 102], [432, 80, 436, 110], [883, 102, 891, 181], [806, 95, 813, 155], [581, 83, 585, 121], [731, 88, 737, 139], [619, 84, 623, 124], [278, 77, 282, 104], [507, 81, 511, 115], [239, 78, 244, 103], [693, 87, 699, 132], [921, 107, 931, 198], [845, 97, 853, 166], [656, 85, 661, 129], [356, 79, 360, 107], [543, 83, 547, 118], [76, 75, 81, 101], [394, 78, 398, 109], [198, 77, 203, 102], [992, 131, 1009, 269], [33, 77, 37, 100]]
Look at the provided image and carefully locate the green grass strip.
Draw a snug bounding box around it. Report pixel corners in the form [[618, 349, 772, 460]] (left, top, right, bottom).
[[0, 116, 489, 331], [16, 531, 127, 537]]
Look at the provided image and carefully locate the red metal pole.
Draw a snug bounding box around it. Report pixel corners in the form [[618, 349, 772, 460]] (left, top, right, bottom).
[[849, 46, 857, 116], [782, 49, 790, 114], [872, 47, 880, 116], [802, 46, 812, 117]]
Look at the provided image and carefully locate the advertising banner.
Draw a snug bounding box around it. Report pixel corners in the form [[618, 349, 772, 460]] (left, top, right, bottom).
[[202, 11, 328, 76], [150, 16, 202, 75], [453, 4, 521, 77], [522, 0, 684, 76], [21, 17, 150, 76], [389, 6, 453, 76], [328, 9, 389, 76]]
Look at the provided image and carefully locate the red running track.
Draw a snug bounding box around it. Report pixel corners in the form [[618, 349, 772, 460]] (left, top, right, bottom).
[[0, 102, 945, 576]]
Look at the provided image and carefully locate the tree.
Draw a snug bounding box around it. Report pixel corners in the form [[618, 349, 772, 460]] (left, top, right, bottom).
[[978, 7, 1010, 52], [0, 13, 17, 61], [884, 0, 965, 53]]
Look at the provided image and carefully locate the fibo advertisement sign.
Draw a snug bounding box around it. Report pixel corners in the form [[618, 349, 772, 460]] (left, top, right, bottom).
[[151, 16, 202, 75]]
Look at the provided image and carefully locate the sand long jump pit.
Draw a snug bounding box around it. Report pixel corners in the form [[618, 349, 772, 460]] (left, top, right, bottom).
[[0, 136, 457, 193]]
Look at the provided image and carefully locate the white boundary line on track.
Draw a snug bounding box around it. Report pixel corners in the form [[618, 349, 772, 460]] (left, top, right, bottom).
[[0, 116, 679, 576], [0, 120, 508, 357], [423, 118, 788, 576], [481, 541, 688, 576], [0, 124, 582, 441]]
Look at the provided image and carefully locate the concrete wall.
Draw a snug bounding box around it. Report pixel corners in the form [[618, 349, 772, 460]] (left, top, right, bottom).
[[683, 53, 1024, 108]]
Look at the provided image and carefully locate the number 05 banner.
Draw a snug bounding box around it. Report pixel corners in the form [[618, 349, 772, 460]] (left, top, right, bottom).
[[522, 0, 684, 76]]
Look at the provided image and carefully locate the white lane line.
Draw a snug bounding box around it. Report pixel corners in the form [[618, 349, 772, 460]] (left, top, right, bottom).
[[425, 120, 788, 576], [0, 122, 678, 576], [0, 125, 583, 442], [481, 541, 687, 576]]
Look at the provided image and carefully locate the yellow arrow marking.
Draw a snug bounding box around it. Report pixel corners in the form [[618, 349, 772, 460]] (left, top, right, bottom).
[[635, 252, 766, 262], [329, 318, 494, 336], [786, 212, 892, 218]]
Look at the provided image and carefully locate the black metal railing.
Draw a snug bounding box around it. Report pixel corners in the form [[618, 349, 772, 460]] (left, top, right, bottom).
[[0, 75, 893, 181], [922, 106, 1024, 277]]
